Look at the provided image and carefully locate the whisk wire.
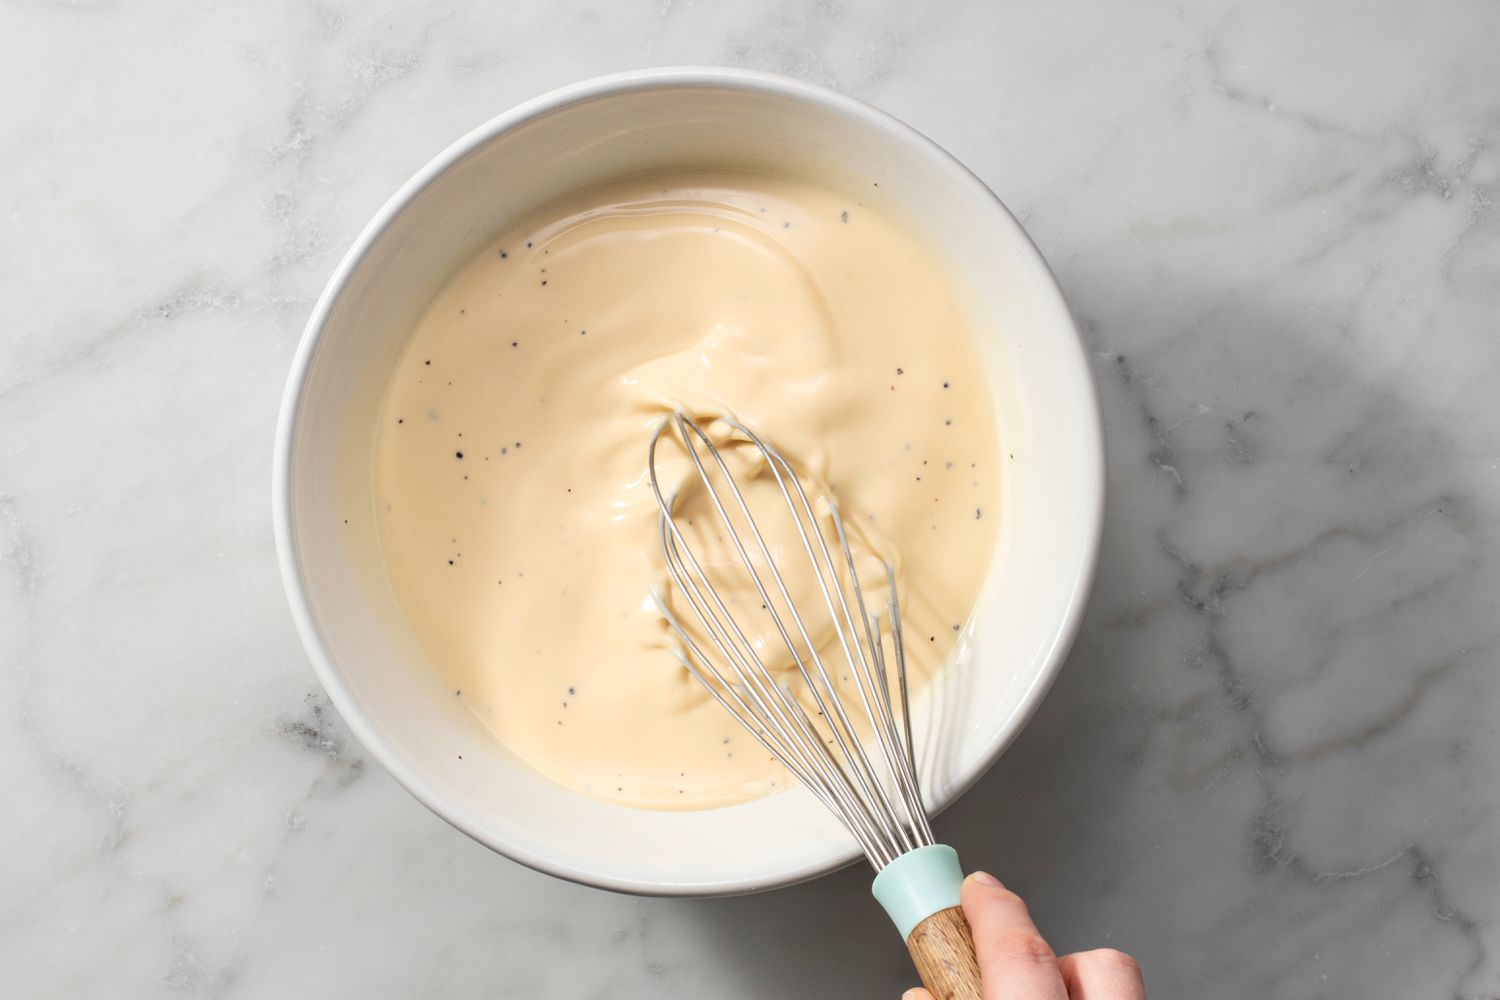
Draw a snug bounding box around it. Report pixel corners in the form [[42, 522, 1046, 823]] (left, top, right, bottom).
[[881, 566, 934, 843], [648, 412, 936, 869], [729, 426, 920, 856], [750, 432, 923, 856], [825, 507, 928, 848], [672, 417, 904, 846], [660, 516, 897, 864], [650, 433, 900, 862]]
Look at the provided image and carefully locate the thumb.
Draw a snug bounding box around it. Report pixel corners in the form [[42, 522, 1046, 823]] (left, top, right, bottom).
[[904, 990, 935, 1000]]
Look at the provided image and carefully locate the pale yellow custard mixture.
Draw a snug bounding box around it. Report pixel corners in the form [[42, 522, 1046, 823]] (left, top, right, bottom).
[[373, 171, 1000, 809]]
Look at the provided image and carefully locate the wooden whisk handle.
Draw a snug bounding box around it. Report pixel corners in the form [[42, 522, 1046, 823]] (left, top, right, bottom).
[[872, 845, 982, 1000], [907, 905, 983, 1000]]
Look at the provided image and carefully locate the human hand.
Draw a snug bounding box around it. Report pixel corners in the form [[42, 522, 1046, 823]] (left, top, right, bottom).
[[904, 873, 1145, 1000]]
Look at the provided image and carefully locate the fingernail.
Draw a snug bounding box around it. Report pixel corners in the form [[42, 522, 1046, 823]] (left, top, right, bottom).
[[966, 870, 1002, 887], [903, 990, 925, 1000]]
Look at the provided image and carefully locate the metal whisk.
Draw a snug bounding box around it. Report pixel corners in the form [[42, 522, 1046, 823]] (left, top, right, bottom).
[[648, 412, 982, 1000]]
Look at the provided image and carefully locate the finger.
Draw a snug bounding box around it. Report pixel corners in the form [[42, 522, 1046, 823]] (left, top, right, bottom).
[[903, 990, 935, 1000], [1058, 949, 1147, 999], [961, 872, 1069, 1000]]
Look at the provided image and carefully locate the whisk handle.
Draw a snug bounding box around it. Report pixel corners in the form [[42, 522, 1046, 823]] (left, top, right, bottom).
[[871, 844, 982, 1000], [907, 906, 982, 1000]]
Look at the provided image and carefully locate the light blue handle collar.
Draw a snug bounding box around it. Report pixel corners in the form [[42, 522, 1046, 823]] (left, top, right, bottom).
[[871, 844, 965, 940]]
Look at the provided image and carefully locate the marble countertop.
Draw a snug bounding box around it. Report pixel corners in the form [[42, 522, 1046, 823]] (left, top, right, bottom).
[[4, 1, 1498, 996]]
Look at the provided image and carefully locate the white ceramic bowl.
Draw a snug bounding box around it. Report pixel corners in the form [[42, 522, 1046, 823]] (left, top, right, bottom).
[[273, 67, 1103, 896]]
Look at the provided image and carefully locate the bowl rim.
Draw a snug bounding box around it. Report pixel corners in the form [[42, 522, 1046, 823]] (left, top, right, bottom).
[[272, 65, 1105, 896]]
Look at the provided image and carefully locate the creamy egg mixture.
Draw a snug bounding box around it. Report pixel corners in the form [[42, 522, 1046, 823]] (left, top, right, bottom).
[[373, 171, 1000, 808]]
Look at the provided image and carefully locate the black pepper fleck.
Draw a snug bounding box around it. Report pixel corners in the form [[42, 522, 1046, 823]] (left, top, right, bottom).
[[455, 451, 464, 459], [526, 241, 533, 248], [424, 359, 431, 366], [975, 507, 984, 520], [540, 280, 548, 287], [511, 341, 519, 347], [896, 368, 904, 376], [499, 249, 508, 259], [840, 210, 849, 222], [397, 418, 403, 424]]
